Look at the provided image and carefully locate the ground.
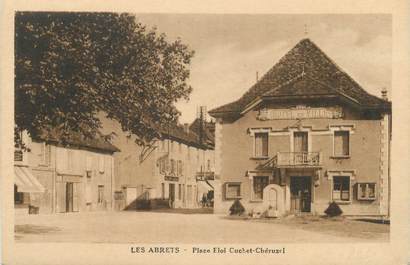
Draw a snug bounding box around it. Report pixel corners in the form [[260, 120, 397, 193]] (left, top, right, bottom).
[[14, 210, 389, 243]]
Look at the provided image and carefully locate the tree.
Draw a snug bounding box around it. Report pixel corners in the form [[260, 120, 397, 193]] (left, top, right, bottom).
[[15, 12, 194, 146]]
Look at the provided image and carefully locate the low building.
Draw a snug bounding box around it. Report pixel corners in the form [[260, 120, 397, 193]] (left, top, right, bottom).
[[209, 38, 391, 217], [14, 130, 119, 215], [100, 114, 215, 210]]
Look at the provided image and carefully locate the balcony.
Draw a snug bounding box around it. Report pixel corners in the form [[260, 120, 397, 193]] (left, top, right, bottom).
[[196, 171, 215, 181], [273, 152, 322, 168]]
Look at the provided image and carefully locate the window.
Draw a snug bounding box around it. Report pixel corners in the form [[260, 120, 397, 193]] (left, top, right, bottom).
[[98, 185, 104, 204], [207, 159, 211, 171], [161, 183, 165, 199], [98, 156, 105, 173], [332, 176, 350, 201], [170, 159, 176, 175], [67, 150, 74, 169], [253, 176, 269, 200], [177, 160, 183, 176], [255, 133, 268, 157], [86, 170, 92, 179], [357, 183, 376, 200], [225, 183, 241, 200], [39, 142, 51, 165], [334, 131, 350, 157], [14, 184, 24, 204], [14, 149, 23, 162], [86, 156, 93, 171]]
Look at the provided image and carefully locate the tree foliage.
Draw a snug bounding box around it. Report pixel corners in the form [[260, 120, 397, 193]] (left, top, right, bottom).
[[15, 12, 194, 145]]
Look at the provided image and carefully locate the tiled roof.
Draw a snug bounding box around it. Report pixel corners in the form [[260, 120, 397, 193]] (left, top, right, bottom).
[[159, 123, 212, 150], [36, 129, 120, 153], [209, 38, 391, 117], [189, 119, 215, 147]]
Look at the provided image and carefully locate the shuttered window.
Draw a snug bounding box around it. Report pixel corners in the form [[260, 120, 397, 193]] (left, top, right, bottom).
[[255, 133, 268, 157], [98, 156, 105, 173], [39, 143, 51, 166], [334, 131, 349, 156]]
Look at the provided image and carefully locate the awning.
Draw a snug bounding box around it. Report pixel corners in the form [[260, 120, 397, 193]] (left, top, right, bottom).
[[14, 166, 45, 193]]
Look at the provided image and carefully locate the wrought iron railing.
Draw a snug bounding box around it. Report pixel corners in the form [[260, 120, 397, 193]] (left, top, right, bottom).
[[196, 171, 215, 181], [274, 152, 322, 167]]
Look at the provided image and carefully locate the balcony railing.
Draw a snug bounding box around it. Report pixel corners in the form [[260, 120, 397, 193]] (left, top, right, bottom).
[[14, 150, 23, 161], [274, 152, 322, 168], [196, 171, 215, 181]]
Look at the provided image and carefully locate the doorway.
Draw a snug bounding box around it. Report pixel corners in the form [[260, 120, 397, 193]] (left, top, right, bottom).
[[169, 183, 175, 208], [290, 176, 311, 213]]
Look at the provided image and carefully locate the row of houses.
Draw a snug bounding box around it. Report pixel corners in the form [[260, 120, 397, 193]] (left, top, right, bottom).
[[14, 112, 216, 215], [15, 38, 391, 218]]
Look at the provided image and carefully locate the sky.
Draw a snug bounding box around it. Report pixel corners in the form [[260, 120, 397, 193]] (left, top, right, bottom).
[[134, 14, 392, 124]]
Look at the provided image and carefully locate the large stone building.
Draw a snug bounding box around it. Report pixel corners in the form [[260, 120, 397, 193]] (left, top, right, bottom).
[[209, 38, 391, 217], [14, 130, 119, 215], [100, 114, 215, 210]]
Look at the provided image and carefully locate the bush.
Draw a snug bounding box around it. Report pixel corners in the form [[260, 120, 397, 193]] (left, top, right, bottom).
[[324, 201, 343, 217], [229, 199, 245, 216]]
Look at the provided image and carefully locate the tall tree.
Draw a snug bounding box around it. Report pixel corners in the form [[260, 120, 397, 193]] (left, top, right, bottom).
[[15, 12, 194, 146]]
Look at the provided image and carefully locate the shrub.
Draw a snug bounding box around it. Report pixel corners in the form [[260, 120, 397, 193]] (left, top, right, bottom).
[[324, 201, 343, 217], [229, 199, 245, 216]]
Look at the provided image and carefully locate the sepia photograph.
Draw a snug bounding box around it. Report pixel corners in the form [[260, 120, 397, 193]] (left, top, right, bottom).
[[2, 1, 409, 264]]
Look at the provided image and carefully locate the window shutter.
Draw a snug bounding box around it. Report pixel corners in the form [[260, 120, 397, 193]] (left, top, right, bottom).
[[99, 156, 105, 173]]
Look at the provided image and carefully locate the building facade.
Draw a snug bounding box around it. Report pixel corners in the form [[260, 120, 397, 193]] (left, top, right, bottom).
[[100, 115, 215, 210], [14, 131, 118, 214], [209, 38, 391, 217]]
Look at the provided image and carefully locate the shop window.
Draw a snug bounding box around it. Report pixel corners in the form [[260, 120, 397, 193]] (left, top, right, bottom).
[[357, 183, 376, 200], [254, 133, 268, 157], [161, 183, 165, 199], [332, 176, 350, 201], [253, 176, 269, 200], [334, 131, 350, 157], [225, 183, 241, 200]]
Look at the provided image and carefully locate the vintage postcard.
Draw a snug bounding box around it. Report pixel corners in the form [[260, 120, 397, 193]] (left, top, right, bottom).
[[1, 0, 409, 264]]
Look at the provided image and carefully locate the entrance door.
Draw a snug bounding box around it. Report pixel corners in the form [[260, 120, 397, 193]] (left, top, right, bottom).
[[169, 183, 175, 208], [66, 182, 74, 212], [266, 187, 278, 210], [290, 176, 311, 213]]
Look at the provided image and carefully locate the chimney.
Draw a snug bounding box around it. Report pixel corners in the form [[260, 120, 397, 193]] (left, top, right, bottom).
[[183, 123, 189, 134], [381, 88, 388, 100]]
